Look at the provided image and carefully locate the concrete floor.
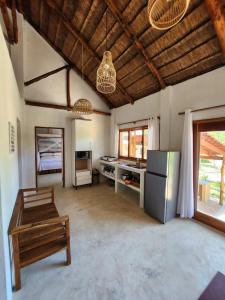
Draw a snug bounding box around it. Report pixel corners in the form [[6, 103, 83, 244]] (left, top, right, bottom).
[[38, 173, 63, 187], [14, 184, 225, 300]]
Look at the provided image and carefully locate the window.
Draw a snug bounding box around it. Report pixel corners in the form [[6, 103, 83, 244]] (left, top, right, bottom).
[[119, 131, 129, 157], [119, 126, 148, 161]]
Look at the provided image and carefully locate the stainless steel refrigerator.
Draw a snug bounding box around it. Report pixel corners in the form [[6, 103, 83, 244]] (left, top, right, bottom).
[[144, 150, 180, 223]]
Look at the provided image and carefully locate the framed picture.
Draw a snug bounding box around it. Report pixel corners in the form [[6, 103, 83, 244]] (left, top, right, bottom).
[[9, 122, 15, 153]]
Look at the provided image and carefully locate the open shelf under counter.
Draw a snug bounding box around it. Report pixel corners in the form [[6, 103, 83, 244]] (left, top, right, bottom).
[[98, 159, 146, 208], [117, 179, 140, 192], [99, 160, 117, 182], [99, 171, 115, 181]]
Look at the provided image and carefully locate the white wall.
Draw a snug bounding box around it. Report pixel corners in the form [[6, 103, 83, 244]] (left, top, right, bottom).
[[111, 67, 225, 155], [22, 106, 110, 188], [22, 22, 111, 188], [0, 25, 24, 300], [110, 92, 161, 156], [0, 185, 7, 300], [10, 13, 24, 97], [0, 16, 110, 299], [0, 11, 24, 97], [168, 67, 225, 149], [23, 23, 109, 112]]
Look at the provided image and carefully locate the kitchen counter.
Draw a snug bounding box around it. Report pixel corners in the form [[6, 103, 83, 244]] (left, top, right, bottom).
[[118, 162, 146, 173], [99, 160, 146, 208]]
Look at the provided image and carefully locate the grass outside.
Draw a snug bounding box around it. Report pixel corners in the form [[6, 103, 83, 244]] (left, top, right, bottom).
[[210, 182, 221, 199], [199, 158, 224, 203]]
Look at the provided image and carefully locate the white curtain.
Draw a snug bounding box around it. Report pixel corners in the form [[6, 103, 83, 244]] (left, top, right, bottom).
[[177, 109, 194, 218], [114, 124, 119, 158], [148, 117, 160, 150]]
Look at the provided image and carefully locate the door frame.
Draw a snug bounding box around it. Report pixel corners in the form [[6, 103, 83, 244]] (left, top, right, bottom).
[[193, 117, 225, 233], [35, 126, 65, 188]]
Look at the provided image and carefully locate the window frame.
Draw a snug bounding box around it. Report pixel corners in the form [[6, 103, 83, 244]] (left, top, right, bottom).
[[118, 126, 148, 162], [193, 117, 225, 234]]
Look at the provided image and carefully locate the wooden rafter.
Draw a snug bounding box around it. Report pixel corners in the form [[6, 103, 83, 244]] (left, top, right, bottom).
[[0, 0, 14, 43], [45, 0, 134, 105], [11, 0, 112, 108], [166, 51, 223, 85], [23, 19, 113, 109], [201, 140, 225, 157], [200, 154, 223, 160], [108, 2, 211, 86], [25, 100, 111, 116], [15, 0, 22, 13], [66, 66, 71, 110], [39, 0, 44, 30], [69, 0, 104, 60], [6, 0, 224, 108], [24, 65, 69, 86], [54, 0, 67, 47], [104, 0, 166, 89], [204, 0, 225, 58], [11, 0, 18, 43]]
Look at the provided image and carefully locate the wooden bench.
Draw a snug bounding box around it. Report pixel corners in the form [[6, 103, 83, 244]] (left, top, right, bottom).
[[8, 186, 71, 291]]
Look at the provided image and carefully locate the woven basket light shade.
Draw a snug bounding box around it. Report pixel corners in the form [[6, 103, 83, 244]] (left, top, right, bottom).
[[148, 0, 190, 30], [72, 99, 93, 115], [96, 51, 116, 94]]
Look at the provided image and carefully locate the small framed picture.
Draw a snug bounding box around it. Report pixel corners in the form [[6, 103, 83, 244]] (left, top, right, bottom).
[[9, 122, 15, 153]]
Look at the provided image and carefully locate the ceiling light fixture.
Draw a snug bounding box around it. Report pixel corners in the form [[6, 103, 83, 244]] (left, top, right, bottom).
[[96, 9, 116, 94], [148, 0, 190, 30]]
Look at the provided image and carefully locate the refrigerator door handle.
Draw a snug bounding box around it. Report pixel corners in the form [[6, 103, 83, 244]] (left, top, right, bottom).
[[147, 171, 167, 178]]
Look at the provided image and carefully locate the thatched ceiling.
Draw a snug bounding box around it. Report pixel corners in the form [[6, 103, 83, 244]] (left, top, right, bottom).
[[9, 0, 225, 108]]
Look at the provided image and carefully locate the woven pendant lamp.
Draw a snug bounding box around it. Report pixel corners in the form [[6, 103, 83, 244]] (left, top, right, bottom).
[[73, 43, 93, 115], [148, 0, 190, 30], [96, 9, 116, 94], [72, 99, 93, 115], [96, 51, 116, 94]]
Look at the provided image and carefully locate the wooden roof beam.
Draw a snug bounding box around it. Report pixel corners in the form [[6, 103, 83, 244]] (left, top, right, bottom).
[[104, 0, 166, 89], [66, 66, 71, 110], [24, 19, 113, 109], [201, 139, 225, 156], [25, 100, 111, 116], [204, 0, 225, 58], [45, 0, 134, 105], [11, 0, 18, 43], [0, 0, 14, 43], [24, 65, 70, 86], [200, 154, 223, 160], [10, 1, 113, 108]]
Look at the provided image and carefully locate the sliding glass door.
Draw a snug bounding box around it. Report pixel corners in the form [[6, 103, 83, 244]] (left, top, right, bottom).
[[193, 118, 225, 232]]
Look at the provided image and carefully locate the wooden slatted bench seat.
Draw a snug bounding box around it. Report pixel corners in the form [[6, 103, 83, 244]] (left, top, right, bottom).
[[8, 186, 71, 291]]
